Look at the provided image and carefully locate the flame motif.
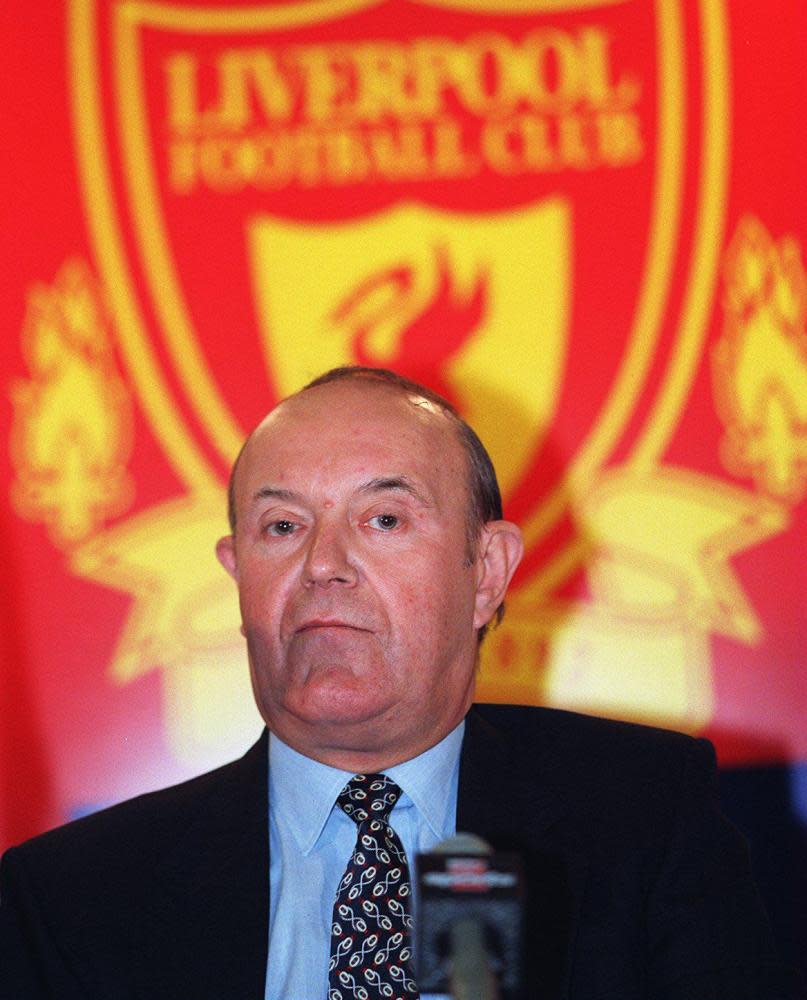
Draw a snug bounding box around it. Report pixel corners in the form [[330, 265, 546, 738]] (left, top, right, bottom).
[[713, 216, 807, 503], [9, 259, 134, 545], [332, 246, 487, 406]]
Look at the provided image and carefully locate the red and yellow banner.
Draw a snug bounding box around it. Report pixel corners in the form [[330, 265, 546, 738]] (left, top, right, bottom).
[[2, 0, 806, 849]]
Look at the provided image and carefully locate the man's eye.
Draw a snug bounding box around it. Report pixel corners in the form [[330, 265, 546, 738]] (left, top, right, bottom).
[[266, 519, 297, 536], [368, 513, 399, 531]]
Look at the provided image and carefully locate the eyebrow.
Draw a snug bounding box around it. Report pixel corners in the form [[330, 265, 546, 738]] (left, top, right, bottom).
[[357, 476, 433, 506], [250, 486, 303, 506], [249, 477, 433, 508]]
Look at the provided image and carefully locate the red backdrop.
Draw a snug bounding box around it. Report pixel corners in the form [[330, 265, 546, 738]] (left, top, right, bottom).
[[2, 1, 806, 858]]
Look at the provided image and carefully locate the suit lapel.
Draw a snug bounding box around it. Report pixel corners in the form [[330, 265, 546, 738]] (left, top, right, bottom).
[[127, 710, 592, 999], [136, 732, 270, 1000], [457, 707, 592, 1000]]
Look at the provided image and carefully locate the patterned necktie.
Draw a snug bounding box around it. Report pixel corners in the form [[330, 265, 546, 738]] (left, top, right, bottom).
[[328, 773, 419, 1000]]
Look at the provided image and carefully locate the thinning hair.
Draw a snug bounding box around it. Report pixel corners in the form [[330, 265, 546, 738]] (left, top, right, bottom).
[[226, 366, 506, 638]]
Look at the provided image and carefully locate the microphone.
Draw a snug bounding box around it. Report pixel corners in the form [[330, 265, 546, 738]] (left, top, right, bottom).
[[415, 834, 524, 1000]]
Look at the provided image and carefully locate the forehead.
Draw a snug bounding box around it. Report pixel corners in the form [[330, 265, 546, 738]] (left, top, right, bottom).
[[236, 382, 466, 505]]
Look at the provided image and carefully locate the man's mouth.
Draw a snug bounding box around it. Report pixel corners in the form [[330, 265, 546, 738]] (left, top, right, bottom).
[[296, 619, 365, 633]]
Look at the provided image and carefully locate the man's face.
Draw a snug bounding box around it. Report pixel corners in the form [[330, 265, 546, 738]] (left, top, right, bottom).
[[217, 381, 520, 769]]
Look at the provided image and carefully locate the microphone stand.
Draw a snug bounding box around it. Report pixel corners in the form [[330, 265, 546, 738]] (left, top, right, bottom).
[[448, 917, 500, 1000]]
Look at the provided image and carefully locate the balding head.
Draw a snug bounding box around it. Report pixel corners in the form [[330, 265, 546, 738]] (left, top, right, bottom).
[[228, 366, 503, 565]]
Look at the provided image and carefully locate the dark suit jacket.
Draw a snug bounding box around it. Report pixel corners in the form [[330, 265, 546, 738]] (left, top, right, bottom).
[[0, 705, 799, 999]]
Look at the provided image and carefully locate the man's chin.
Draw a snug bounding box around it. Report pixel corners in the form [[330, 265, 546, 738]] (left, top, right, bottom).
[[273, 666, 394, 729]]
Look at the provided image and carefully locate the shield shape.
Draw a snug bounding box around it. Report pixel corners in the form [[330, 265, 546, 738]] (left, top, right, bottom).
[[247, 199, 571, 494], [70, 0, 729, 721]]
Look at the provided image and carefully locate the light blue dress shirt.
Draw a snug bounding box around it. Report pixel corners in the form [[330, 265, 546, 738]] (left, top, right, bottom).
[[265, 722, 464, 1000]]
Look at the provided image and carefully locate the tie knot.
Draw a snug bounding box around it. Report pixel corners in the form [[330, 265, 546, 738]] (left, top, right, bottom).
[[336, 773, 402, 825]]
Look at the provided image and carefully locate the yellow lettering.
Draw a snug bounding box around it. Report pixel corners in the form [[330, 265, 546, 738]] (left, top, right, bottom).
[[165, 53, 199, 134], [557, 114, 593, 167], [369, 124, 430, 180], [199, 138, 246, 192], [352, 46, 413, 120], [456, 34, 519, 114], [525, 29, 584, 106], [168, 139, 198, 192], [293, 47, 352, 123], [578, 29, 640, 106], [519, 115, 558, 170], [163, 26, 645, 193], [323, 128, 372, 183], [165, 26, 640, 137], [240, 133, 294, 188], [409, 41, 458, 118], [165, 48, 293, 135], [217, 48, 293, 126], [432, 118, 477, 177], [595, 110, 643, 165], [292, 127, 328, 186], [480, 117, 523, 175]]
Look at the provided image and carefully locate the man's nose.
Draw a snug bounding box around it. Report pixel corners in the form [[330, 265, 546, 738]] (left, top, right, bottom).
[[302, 520, 358, 588]]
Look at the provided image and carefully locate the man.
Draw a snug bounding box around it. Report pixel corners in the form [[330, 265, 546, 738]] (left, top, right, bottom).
[[0, 367, 798, 999]]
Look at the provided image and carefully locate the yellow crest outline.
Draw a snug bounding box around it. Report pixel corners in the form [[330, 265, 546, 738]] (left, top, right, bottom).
[[69, 0, 729, 557], [59, 0, 753, 751]]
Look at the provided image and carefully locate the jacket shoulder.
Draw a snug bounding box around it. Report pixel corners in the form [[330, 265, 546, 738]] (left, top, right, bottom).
[[467, 703, 717, 818], [472, 702, 709, 760], [4, 730, 267, 875]]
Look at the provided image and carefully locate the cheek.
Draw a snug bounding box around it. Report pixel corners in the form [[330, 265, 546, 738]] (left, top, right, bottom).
[[236, 564, 286, 631], [389, 561, 473, 639]]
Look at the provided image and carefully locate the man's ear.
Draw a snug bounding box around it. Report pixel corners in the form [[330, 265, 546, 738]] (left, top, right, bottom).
[[216, 535, 238, 580], [473, 520, 524, 630]]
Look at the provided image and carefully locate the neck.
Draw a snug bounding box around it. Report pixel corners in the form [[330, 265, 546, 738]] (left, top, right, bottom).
[[269, 715, 467, 773]]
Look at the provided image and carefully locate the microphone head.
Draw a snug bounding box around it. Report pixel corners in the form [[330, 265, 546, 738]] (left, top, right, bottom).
[[430, 833, 493, 856], [415, 834, 525, 1000]]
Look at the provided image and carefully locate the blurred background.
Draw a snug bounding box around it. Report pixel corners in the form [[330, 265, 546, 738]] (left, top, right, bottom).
[[2, 0, 805, 977]]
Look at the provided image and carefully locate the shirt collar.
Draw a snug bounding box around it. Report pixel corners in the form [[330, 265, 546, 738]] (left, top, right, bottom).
[[385, 722, 464, 842], [268, 720, 465, 856]]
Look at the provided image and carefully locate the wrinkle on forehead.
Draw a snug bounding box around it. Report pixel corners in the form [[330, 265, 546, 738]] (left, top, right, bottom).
[[231, 381, 462, 527], [247, 476, 435, 518]]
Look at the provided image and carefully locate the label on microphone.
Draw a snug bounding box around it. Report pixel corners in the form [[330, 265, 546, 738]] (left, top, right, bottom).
[[415, 848, 525, 999]]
